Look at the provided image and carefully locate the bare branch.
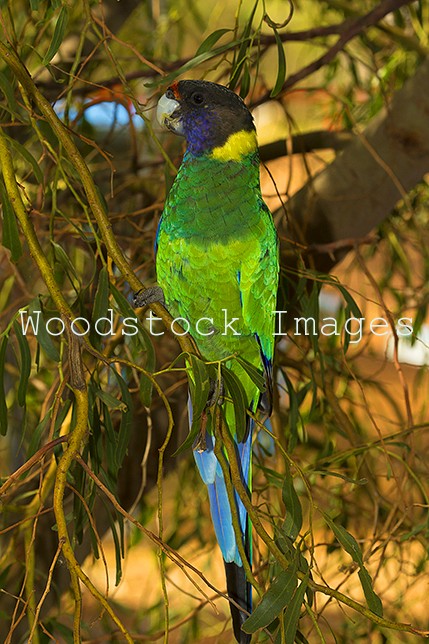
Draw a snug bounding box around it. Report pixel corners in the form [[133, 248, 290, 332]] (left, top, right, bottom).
[[259, 130, 354, 161]]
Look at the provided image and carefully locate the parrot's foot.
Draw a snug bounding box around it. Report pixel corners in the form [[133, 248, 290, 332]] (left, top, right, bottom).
[[207, 377, 224, 407], [194, 379, 224, 453], [133, 286, 165, 308]]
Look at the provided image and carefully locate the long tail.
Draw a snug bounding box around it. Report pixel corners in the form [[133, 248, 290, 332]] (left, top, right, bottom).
[[193, 426, 252, 643]]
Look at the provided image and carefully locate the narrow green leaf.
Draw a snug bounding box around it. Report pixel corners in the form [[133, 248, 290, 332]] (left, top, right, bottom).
[[91, 266, 110, 347], [323, 512, 383, 616], [139, 371, 153, 407], [222, 366, 247, 442], [282, 463, 302, 541], [29, 399, 72, 456], [146, 39, 243, 89], [195, 29, 231, 56], [51, 241, 79, 283], [110, 283, 134, 319], [173, 411, 207, 456], [8, 138, 43, 185], [13, 321, 31, 407], [271, 29, 287, 97], [0, 179, 22, 262], [102, 399, 120, 474], [324, 515, 363, 564], [188, 354, 211, 420], [235, 355, 266, 392], [343, 306, 352, 354], [173, 354, 212, 455], [358, 567, 383, 616], [95, 389, 127, 412], [100, 495, 123, 585], [112, 518, 123, 586], [42, 5, 69, 65], [314, 470, 367, 485], [112, 369, 134, 467], [0, 336, 8, 435], [243, 567, 298, 633], [92, 266, 109, 322], [0, 71, 18, 116], [239, 63, 251, 99], [27, 300, 60, 362], [283, 573, 309, 644], [230, 0, 258, 90], [336, 283, 363, 319], [88, 388, 102, 470]]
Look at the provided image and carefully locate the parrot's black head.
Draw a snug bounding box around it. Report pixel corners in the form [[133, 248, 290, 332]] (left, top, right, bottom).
[[157, 80, 256, 157]]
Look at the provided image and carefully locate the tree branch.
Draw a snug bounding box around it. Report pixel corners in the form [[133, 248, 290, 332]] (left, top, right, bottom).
[[259, 130, 354, 162]]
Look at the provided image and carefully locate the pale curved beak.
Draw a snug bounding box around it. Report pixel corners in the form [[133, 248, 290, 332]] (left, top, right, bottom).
[[156, 93, 184, 135]]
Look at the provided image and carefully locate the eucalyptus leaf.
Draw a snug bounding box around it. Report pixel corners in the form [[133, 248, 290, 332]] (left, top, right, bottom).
[[42, 6, 69, 65], [235, 355, 266, 392], [0, 70, 18, 116], [51, 241, 79, 284], [91, 266, 110, 347], [222, 365, 247, 442], [271, 29, 286, 97], [0, 336, 8, 435], [9, 137, 44, 185], [95, 389, 127, 412], [195, 29, 231, 56], [0, 179, 22, 262], [28, 299, 61, 363], [13, 320, 31, 407], [323, 512, 383, 616], [188, 354, 211, 420], [230, 0, 258, 91], [112, 368, 134, 466], [243, 566, 298, 633], [283, 573, 309, 644], [174, 355, 211, 456]]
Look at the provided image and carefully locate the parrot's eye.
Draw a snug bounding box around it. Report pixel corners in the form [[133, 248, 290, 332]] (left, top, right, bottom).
[[191, 92, 204, 105]]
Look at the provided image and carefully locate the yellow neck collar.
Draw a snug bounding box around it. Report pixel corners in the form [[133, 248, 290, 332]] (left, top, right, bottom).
[[210, 130, 257, 162]]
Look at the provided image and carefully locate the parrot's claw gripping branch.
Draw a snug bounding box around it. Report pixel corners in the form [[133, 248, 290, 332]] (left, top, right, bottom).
[[133, 286, 165, 308]]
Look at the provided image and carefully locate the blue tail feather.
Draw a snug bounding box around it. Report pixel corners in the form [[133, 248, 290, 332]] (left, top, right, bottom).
[[191, 396, 253, 642], [193, 429, 252, 567]]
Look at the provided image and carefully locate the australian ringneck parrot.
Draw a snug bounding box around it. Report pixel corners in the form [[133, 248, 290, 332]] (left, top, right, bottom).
[[155, 80, 279, 643]]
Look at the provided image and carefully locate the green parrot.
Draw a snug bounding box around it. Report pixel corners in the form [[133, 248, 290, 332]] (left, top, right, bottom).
[[137, 79, 279, 643]]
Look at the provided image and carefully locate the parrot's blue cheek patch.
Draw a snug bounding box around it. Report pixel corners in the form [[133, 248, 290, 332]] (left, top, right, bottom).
[[183, 112, 217, 156]]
